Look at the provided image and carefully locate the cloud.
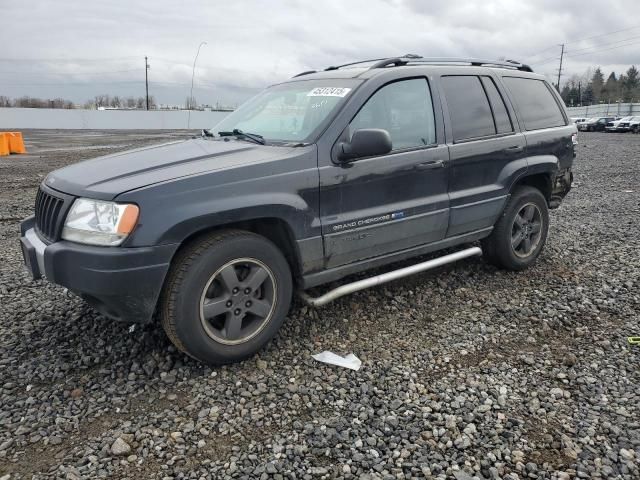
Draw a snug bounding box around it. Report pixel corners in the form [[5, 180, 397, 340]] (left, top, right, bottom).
[[0, 0, 637, 105]]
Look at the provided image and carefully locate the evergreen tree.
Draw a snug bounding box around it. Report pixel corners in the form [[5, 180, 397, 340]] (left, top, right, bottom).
[[603, 72, 618, 102], [590, 68, 605, 103], [623, 66, 639, 102]]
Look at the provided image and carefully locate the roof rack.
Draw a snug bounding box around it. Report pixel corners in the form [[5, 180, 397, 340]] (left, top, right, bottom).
[[370, 56, 533, 72], [292, 55, 533, 78]]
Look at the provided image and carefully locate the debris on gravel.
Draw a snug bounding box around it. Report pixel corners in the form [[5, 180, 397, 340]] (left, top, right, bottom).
[[0, 131, 639, 479]]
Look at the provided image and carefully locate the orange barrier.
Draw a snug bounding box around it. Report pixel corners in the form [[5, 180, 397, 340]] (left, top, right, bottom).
[[0, 133, 9, 156], [0, 132, 26, 155]]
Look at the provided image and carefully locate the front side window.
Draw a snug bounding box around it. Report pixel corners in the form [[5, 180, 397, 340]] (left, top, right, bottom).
[[502, 77, 566, 131], [442, 76, 495, 142], [350, 78, 436, 150], [212, 80, 359, 143]]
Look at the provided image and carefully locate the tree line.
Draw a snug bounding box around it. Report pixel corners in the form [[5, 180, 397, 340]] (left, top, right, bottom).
[[560, 65, 640, 106], [0, 96, 75, 109], [0, 94, 157, 109]]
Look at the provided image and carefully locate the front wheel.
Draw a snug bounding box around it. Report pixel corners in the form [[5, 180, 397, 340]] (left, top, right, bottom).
[[481, 186, 549, 270], [160, 230, 292, 365]]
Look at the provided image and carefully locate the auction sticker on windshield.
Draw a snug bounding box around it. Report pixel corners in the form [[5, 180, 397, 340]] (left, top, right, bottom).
[[307, 87, 351, 97]]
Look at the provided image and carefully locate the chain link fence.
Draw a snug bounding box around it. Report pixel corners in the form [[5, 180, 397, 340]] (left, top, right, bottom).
[[566, 103, 640, 118]]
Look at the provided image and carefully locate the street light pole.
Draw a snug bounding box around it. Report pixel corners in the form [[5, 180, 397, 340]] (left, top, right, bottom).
[[145, 56, 150, 110], [187, 41, 207, 129]]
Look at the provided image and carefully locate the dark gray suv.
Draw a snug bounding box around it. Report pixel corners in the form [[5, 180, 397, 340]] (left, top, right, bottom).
[[20, 56, 576, 364]]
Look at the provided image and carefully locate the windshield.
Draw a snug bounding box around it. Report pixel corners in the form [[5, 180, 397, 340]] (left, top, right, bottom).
[[212, 79, 360, 143]]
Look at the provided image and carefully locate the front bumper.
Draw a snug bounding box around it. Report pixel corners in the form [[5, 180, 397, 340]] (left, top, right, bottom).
[[20, 216, 178, 323]]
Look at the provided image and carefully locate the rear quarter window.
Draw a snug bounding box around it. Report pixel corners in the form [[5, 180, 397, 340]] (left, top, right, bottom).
[[502, 77, 566, 131]]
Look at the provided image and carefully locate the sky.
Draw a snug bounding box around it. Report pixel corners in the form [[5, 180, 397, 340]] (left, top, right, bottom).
[[1, 0, 639, 107]]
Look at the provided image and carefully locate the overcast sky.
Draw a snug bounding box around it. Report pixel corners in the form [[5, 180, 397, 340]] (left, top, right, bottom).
[[1, 0, 639, 107]]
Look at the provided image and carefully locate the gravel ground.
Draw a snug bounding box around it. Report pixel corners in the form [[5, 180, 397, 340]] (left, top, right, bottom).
[[0, 130, 639, 480]]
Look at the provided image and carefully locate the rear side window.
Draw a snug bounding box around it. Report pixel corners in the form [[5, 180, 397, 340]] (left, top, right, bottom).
[[442, 76, 495, 141], [502, 77, 566, 130], [350, 78, 436, 150], [481, 76, 513, 134]]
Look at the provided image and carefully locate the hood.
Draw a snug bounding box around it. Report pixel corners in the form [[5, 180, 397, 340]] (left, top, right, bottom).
[[45, 138, 294, 200]]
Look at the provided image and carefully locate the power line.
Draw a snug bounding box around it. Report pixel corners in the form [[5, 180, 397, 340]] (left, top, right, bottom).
[[530, 55, 560, 66], [565, 40, 640, 58], [565, 34, 640, 54], [564, 24, 640, 45], [523, 45, 560, 60], [524, 24, 640, 60]]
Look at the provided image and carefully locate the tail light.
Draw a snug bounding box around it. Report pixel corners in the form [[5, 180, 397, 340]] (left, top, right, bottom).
[[571, 133, 578, 145]]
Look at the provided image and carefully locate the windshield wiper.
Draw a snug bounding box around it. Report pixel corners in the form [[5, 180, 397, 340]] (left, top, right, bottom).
[[218, 129, 265, 145]]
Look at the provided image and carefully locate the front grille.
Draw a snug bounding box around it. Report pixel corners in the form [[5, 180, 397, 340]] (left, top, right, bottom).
[[34, 186, 70, 242]]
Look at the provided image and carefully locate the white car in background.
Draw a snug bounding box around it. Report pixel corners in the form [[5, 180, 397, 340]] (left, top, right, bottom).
[[613, 116, 640, 133], [605, 116, 635, 132]]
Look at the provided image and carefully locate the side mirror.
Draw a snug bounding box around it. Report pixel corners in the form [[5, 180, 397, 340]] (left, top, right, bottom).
[[339, 128, 392, 161]]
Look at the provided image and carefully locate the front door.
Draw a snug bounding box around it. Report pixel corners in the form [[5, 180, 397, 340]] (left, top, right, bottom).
[[318, 78, 450, 269]]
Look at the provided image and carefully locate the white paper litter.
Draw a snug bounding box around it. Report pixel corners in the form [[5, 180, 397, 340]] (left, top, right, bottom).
[[311, 351, 362, 371]]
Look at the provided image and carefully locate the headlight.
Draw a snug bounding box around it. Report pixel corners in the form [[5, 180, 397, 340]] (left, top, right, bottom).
[[61, 198, 139, 246]]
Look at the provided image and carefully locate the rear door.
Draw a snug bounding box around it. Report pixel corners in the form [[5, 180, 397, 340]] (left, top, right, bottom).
[[318, 76, 449, 268], [500, 75, 573, 170], [440, 74, 526, 237]]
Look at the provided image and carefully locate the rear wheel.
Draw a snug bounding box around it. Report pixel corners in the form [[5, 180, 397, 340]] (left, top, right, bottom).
[[482, 186, 549, 270], [161, 230, 292, 365]]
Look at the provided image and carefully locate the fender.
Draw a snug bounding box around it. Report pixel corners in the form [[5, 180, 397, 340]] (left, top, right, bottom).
[[158, 194, 315, 245], [509, 154, 558, 193]]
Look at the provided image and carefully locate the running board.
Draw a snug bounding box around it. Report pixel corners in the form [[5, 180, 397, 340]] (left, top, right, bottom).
[[299, 246, 482, 307]]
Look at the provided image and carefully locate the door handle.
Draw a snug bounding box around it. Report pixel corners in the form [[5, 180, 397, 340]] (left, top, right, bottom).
[[504, 145, 524, 153], [417, 159, 445, 170]]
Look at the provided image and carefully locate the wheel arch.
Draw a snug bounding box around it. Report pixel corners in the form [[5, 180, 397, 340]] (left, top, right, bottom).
[[512, 172, 552, 203], [510, 156, 557, 204], [169, 216, 303, 283]]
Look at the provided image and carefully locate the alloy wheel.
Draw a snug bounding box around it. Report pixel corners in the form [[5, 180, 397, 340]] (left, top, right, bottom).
[[199, 258, 277, 345], [511, 203, 543, 258]]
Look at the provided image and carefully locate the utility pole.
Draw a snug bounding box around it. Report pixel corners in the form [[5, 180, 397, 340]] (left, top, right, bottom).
[[578, 81, 581, 106], [145, 56, 150, 110], [556, 44, 565, 91]]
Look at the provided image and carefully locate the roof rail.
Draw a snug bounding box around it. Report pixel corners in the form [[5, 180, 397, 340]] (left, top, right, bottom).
[[292, 70, 317, 78], [369, 56, 533, 72], [324, 54, 423, 71], [324, 58, 389, 71], [293, 55, 533, 79]]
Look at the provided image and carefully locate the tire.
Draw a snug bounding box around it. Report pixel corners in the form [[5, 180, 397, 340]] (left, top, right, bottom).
[[160, 230, 292, 365], [481, 186, 549, 271]]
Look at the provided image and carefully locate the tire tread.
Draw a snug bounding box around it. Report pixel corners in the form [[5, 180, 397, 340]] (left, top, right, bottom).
[[481, 186, 548, 270], [160, 229, 264, 362]]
